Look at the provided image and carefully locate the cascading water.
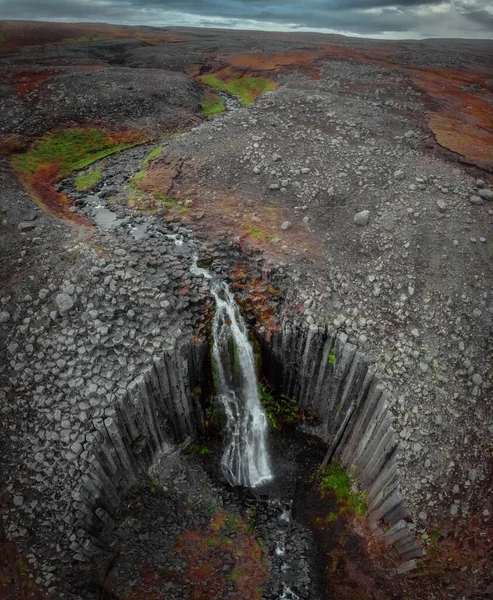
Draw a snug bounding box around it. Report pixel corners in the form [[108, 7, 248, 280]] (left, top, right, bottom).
[[191, 258, 273, 488]]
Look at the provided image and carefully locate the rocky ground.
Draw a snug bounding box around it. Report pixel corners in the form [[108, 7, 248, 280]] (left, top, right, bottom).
[[1, 21, 492, 600]]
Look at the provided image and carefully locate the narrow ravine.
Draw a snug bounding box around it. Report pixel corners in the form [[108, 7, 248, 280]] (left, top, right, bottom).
[[191, 258, 273, 487]]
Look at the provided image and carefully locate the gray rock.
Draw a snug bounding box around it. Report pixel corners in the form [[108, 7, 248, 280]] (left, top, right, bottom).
[[472, 373, 482, 386], [269, 183, 280, 191], [354, 210, 370, 226], [18, 221, 36, 232], [478, 189, 493, 201], [281, 221, 292, 231], [394, 169, 405, 180], [55, 293, 74, 314], [450, 504, 458, 516], [0, 311, 10, 324], [436, 199, 448, 212], [469, 195, 484, 205], [13, 495, 24, 507]]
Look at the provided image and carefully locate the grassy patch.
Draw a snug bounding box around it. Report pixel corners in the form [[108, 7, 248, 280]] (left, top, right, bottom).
[[202, 94, 226, 117], [327, 349, 336, 365], [200, 74, 276, 107], [75, 167, 103, 191], [11, 128, 138, 178], [259, 382, 298, 429], [142, 146, 164, 167], [10, 127, 142, 220], [0, 32, 6, 44], [319, 462, 367, 517]]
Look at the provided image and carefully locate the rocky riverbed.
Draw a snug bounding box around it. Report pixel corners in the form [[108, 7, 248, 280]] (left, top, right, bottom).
[[1, 21, 492, 600]]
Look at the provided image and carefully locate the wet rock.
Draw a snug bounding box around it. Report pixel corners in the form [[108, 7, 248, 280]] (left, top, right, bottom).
[[354, 210, 370, 226]]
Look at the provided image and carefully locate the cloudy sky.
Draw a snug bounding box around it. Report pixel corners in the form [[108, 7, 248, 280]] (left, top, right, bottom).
[[1, 0, 493, 39]]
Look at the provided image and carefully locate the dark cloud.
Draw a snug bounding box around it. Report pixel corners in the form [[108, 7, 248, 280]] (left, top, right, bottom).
[[0, 0, 492, 38]]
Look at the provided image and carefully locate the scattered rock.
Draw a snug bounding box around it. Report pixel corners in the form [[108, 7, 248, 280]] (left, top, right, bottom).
[[0, 311, 10, 324], [436, 199, 447, 212], [18, 221, 36, 232], [478, 189, 493, 201], [354, 210, 370, 226], [469, 195, 484, 205], [281, 221, 292, 231], [55, 293, 74, 314]]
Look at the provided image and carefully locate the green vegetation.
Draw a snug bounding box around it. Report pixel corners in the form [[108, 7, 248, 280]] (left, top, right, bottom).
[[75, 167, 103, 191], [201, 74, 276, 107], [258, 382, 298, 429], [201, 94, 226, 117], [319, 461, 367, 517], [187, 442, 211, 455], [11, 128, 138, 178], [327, 349, 336, 365], [0, 32, 7, 44], [142, 146, 164, 166], [246, 225, 275, 242]]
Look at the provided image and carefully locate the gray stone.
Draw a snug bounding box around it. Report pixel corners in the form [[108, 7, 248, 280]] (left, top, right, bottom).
[[469, 195, 484, 205], [56, 293, 74, 314], [0, 311, 10, 324], [394, 169, 405, 180], [354, 210, 370, 226], [18, 221, 36, 232], [13, 495, 24, 507], [450, 504, 459, 516], [281, 221, 292, 231], [478, 189, 493, 201], [268, 183, 280, 190], [472, 373, 482, 386], [436, 199, 448, 212]]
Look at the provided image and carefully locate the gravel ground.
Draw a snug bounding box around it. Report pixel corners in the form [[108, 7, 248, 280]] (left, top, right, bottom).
[[0, 23, 492, 599]]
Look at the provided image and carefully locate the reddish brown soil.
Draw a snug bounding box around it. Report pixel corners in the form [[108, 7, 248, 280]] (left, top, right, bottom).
[[0, 20, 184, 50], [213, 43, 493, 171]]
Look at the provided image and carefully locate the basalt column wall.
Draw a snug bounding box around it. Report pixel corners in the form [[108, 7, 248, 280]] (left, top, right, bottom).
[[262, 320, 425, 567], [70, 340, 207, 561]]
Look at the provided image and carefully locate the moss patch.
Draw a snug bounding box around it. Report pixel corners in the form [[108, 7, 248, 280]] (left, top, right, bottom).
[[319, 462, 367, 517], [10, 127, 142, 221], [75, 167, 103, 191], [259, 382, 299, 429], [11, 128, 138, 178], [200, 74, 276, 107], [201, 94, 226, 117]]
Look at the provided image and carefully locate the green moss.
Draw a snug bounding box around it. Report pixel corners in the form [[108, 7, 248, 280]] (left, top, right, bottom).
[[187, 442, 211, 455], [327, 349, 336, 365], [319, 462, 367, 517], [202, 94, 226, 117], [75, 167, 103, 191], [201, 74, 276, 107], [259, 382, 298, 429], [12, 128, 138, 178], [246, 225, 274, 241], [142, 146, 164, 166]]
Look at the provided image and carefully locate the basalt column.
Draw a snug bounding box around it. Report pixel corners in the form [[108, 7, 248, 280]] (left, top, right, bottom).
[[262, 319, 425, 567], [70, 340, 207, 561]]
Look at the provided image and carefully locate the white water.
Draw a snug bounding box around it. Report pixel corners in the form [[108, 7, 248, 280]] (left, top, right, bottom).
[[191, 259, 273, 488]]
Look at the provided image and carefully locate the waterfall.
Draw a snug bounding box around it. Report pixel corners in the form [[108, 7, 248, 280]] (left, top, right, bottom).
[[191, 259, 273, 488]]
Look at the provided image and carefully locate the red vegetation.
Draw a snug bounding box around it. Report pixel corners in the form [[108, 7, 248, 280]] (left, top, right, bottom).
[[0, 20, 183, 51], [173, 510, 268, 600]]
